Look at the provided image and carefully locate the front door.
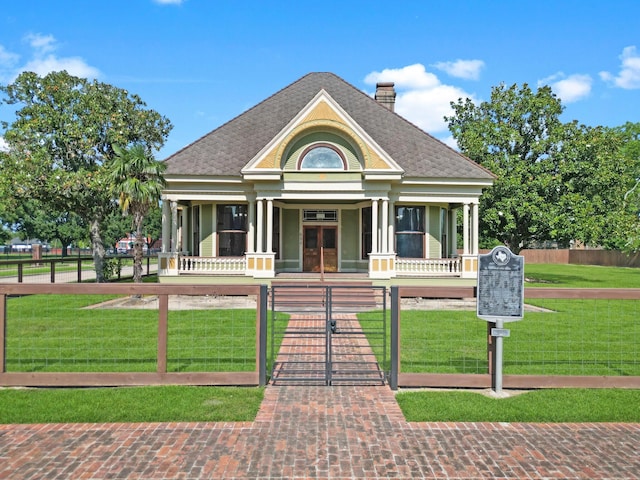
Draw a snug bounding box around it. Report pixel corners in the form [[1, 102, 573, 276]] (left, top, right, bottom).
[[303, 226, 337, 272]]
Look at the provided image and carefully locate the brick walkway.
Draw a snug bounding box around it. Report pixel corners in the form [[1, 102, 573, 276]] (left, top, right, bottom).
[[1, 313, 639, 479]]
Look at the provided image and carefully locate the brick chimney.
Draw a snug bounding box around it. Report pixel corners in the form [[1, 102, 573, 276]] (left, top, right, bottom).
[[375, 82, 396, 111]]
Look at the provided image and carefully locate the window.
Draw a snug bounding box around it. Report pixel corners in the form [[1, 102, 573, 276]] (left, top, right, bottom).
[[395, 206, 425, 258], [217, 204, 247, 256], [299, 144, 346, 170], [362, 206, 372, 258]]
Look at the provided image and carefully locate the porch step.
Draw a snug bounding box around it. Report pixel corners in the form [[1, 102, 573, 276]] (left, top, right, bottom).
[[269, 283, 384, 314]]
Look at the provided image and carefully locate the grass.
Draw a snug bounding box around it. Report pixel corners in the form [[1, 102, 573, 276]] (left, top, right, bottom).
[[396, 388, 640, 422], [6, 294, 257, 373], [0, 386, 264, 424], [2, 263, 639, 424], [524, 263, 640, 287]]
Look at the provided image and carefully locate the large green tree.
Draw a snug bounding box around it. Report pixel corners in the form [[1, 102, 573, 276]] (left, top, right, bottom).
[[446, 83, 628, 253], [0, 71, 172, 281], [109, 144, 166, 283]]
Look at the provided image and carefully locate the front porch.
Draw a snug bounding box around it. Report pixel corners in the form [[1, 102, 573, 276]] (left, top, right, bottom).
[[157, 252, 480, 286]]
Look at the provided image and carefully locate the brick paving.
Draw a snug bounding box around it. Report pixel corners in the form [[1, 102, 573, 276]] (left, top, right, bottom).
[[1, 313, 639, 479]]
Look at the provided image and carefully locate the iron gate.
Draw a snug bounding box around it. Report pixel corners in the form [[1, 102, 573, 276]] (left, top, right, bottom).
[[269, 284, 388, 385]]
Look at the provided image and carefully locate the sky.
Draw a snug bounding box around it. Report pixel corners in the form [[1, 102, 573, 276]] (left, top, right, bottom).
[[0, 0, 639, 159]]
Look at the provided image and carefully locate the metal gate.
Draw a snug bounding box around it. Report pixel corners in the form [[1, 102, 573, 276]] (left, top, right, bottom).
[[269, 284, 388, 385]]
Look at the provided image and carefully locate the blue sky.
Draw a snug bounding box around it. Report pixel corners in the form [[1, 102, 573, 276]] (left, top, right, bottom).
[[1, 0, 639, 159]]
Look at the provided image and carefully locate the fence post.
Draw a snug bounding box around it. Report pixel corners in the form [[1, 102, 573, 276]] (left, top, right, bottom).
[[50, 261, 56, 283], [0, 294, 5, 373], [18, 263, 23, 283], [258, 284, 268, 386], [389, 286, 399, 390]]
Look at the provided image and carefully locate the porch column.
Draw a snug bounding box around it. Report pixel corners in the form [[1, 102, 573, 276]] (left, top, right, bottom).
[[472, 202, 479, 255], [266, 199, 274, 253], [162, 200, 170, 253], [388, 200, 395, 254], [170, 201, 178, 253], [256, 198, 264, 254], [381, 198, 389, 253], [247, 199, 255, 254], [463, 203, 470, 255], [371, 199, 379, 254]]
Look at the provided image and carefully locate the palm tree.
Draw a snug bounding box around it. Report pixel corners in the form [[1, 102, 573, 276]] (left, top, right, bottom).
[[109, 144, 165, 283]]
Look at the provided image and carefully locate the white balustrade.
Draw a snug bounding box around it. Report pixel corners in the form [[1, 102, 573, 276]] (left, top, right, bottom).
[[178, 256, 246, 275], [395, 258, 462, 276]]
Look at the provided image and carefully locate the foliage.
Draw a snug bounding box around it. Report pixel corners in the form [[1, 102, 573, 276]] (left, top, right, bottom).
[[446, 83, 630, 253], [613, 122, 640, 252], [1, 197, 87, 256], [109, 143, 166, 282], [0, 71, 172, 281]]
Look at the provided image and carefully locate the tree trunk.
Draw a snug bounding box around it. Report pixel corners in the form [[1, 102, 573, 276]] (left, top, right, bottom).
[[133, 211, 145, 283], [89, 218, 106, 283]]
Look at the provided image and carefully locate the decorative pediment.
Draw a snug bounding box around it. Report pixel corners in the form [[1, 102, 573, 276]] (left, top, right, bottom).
[[241, 90, 403, 178]]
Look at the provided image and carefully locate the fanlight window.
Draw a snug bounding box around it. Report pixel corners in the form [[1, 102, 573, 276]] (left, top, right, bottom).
[[299, 145, 346, 170]]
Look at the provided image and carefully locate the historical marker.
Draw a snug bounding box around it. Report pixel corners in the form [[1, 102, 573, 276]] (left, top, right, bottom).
[[476, 245, 525, 396], [477, 245, 525, 322]]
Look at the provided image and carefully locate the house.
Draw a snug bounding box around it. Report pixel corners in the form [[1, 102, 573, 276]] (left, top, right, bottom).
[[158, 72, 494, 285]]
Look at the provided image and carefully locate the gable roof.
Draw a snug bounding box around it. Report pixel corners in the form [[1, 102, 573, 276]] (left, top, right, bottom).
[[163, 72, 494, 180]]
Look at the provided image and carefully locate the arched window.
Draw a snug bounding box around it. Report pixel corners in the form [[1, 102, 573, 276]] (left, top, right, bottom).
[[298, 144, 346, 170]]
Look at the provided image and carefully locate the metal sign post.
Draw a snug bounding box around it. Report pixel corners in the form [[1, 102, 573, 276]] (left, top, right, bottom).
[[477, 246, 525, 396]]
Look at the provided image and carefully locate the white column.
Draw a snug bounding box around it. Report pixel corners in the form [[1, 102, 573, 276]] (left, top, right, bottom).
[[247, 199, 255, 254], [381, 198, 389, 253], [472, 202, 479, 255], [170, 201, 178, 253], [162, 200, 170, 253], [266, 199, 274, 253], [371, 199, 379, 254], [388, 200, 395, 254], [463, 203, 470, 255], [256, 199, 264, 254]]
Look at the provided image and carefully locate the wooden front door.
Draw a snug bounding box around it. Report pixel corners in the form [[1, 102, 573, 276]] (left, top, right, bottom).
[[303, 226, 337, 273]]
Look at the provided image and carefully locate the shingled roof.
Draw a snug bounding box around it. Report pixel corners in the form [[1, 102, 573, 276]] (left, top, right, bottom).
[[163, 72, 494, 180]]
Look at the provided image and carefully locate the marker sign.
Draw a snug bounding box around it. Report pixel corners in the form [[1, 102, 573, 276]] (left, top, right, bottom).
[[477, 246, 525, 322]]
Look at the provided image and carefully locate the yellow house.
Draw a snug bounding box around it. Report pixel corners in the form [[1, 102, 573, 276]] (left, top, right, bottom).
[[158, 73, 494, 285]]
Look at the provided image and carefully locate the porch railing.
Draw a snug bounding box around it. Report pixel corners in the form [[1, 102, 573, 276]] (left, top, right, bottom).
[[395, 257, 462, 276], [178, 256, 246, 274]]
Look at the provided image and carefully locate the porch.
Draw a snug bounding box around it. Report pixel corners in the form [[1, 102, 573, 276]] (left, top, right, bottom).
[[157, 252, 480, 285]]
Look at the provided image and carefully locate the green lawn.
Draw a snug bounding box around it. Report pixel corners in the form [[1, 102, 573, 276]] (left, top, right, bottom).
[[0, 386, 264, 424], [396, 388, 640, 422], [5, 294, 257, 373], [525, 263, 640, 287], [1, 263, 639, 424]]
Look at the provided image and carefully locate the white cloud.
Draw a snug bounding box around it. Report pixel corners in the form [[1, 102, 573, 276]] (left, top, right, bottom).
[[0, 33, 101, 83], [365, 63, 477, 135], [539, 72, 592, 103], [0, 137, 8, 152], [432, 59, 485, 80], [600, 45, 640, 89], [25, 33, 56, 55], [21, 55, 101, 80]]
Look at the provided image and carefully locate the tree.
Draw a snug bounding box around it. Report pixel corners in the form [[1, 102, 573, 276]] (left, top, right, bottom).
[[446, 83, 628, 253], [0, 71, 172, 281], [2, 198, 87, 257], [613, 122, 640, 252], [109, 144, 166, 283]]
